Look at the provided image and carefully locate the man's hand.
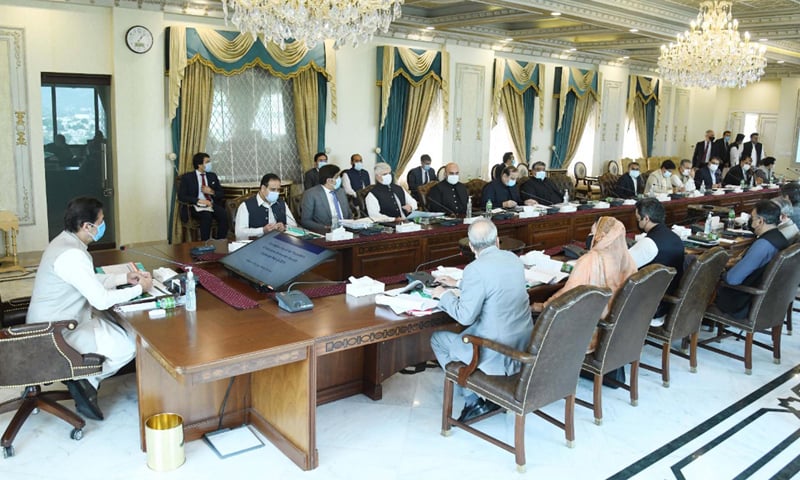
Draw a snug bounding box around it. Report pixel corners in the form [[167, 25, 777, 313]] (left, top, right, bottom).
[[263, 222, 286, 233], [431, 286, 447, 299], [435, 275, 458, 288], [197, 199, 212, 207], [502, 200, 517, 208], [402, 204, 413, 213], [201, 185, 214, 196], [127, 271, 153, 292], [524, 199, 538, 206]]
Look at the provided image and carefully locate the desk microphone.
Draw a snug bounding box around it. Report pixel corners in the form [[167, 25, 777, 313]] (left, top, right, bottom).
[[119, 245, 190, 295], [407, 251, 463, 286], [520, 189, 558, 206], [119, 245, 190, 268], [275, 280, 347, 313]]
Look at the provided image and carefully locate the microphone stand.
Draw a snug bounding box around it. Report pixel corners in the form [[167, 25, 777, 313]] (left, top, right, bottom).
[[407, 251, 464, 286]]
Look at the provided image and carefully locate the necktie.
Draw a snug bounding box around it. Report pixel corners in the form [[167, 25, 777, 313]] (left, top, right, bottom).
[[703, 141, 709, 161], [200, 173, 211, 200], [422, 169, 428, 184], [330, 190, 343, 220]]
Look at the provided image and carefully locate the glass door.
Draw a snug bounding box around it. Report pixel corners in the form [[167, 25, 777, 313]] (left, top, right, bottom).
[[41, 74, 114, 249]]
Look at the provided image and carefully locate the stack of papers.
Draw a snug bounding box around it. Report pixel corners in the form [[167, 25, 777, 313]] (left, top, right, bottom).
[[340, 218, 375, 229], [375, 292, 438, 315], [524, 268, 570, 286], [97, 262, 172, 304], [519, 251, 570, 286], [431, 266, 464, 281]]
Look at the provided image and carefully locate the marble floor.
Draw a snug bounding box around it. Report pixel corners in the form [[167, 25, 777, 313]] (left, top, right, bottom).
[[2, 323, 800, 480]]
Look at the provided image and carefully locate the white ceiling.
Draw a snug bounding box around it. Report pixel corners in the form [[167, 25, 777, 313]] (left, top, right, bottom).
[[45, 0, 800, 77]]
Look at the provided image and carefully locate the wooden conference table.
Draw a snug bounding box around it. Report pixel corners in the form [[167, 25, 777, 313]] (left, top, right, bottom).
[[99, 188, 781, 471]]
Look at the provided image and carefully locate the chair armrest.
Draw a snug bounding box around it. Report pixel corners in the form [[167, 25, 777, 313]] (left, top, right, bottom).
[[719, 282, 765, 296], [456, 334, 535, 386], [596, 321, 614, 330], [0, 320, 77, 339], [661, 294, 680, 305]]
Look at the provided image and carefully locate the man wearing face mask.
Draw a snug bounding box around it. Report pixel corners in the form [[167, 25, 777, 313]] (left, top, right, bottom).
[[406, 154, 434, 204], [692, 129, 715, 169], [341, 153, 371, 198], [27, 197, 153, 421], [723, 156, 754, 186], [178, 152, 229, 241], [616, 162, 645, 199], [695, 157, 722, 190], [300, 164, 352, 232], [303, 152, 328, 190], [235, 173, 297, 240], [426, 162, 469, 215], [481, 166, 522, 208], [714, 200, 788, 318], [366, 162, 417, 222], [671, 159, 696, 193], [629, 198, 685, 325], [492, 152, 516, 180], [742, 132, 765, 165], [712, 130, 731, 167], [645, 159, 677, 195], [520, 161, 561, 205]]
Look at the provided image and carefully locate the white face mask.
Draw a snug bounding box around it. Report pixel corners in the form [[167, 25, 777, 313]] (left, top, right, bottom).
[[447, 174, 459, 185], [354, 162, 363, 171], [534, 171, 546, 180], [266, 190, 280, 203], [709, 164, 719, 172], [742, 164, 751, 172], [381, 173, 392, 185], [630, 170, 640, 178], [683, 169, 691, 176], [317, 160, 327, 168], [663, 170, 672, 178], [203, 162, 212, 172]]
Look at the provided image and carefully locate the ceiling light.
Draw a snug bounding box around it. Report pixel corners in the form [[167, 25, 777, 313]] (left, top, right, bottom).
[[551, 12, 561, 16], [629, 28, 639, 33], [658, 1, 766, 88], [569, 47, 577, 51], [503, 38, 514, 42], [623, 55, 630, 59], [425, 26, 435, 31], [221, 0, 402, 49], [777, 60, 785, 64], [759, 38, 768, 42]]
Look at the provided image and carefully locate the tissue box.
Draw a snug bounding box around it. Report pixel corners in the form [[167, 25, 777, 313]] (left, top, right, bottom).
[[325, 228, 354, 241], [463, 216, 480, 224], [228, 240, 251, 252], [346, 276, 385, 297], [558, 204, 577, 213], [519, 210, 540, 219], [395, 222, 422, 233]]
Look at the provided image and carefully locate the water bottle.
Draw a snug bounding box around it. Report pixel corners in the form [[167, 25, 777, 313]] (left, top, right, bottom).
[[485, 199, 492, 215], [563, 189, 569, 204], [466, 196, 472, 219], [740, 179, 745, 190], [704, 211, 712, 236], [185, 267, 196, 312], [649, 184, 655, 198], [727, 208, 735, 230], [700, 181, 706, 195], [156, 297, 176, 309], [332, 215, 340, 230]]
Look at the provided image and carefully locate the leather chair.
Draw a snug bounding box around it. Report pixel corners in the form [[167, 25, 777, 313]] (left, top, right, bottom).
[[416, 181, 438, 211], [548, 174, 575, 202], [643, 247, 729, 387], [573, 161, 600, 200], [597, 173, 620, 198], [440, 286, 612, 472], [606, 160, 620, 175], [356, 184, 376, 218], [517, 163, 529, 178], [700, 243, 800, 373], [577, 265, 676, 425], [464, 179, 487, 210], [436, 166, 446, 181], [0, 295, 30, 328], [0, 321, 104, 458], [225, 192, 256, 240], [175, 175, 217, 242]]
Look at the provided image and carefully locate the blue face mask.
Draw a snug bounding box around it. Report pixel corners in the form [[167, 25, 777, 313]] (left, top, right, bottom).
[[90, 222, 105, 242], [318, 160, 327, 168], [354, 162, 363, 171], [534, 171, 546, 180], [266, 191, 280, 203], [506, 179, 517, 188], [423, 164, 431, 171], [334, 177, 342, 190], [203, 162, 212, 173]]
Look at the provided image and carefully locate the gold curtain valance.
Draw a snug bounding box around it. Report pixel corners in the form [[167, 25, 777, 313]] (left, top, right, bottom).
[[379, 46, 448, 129], [626, 74, 660, 132], [492, 58, 544, 129], [557, 68, 600, 130], [196, 28, 256, 63]]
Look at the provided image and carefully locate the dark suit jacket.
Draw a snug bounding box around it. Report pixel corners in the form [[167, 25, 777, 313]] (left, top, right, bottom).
[[742, 142, 764, 162], [722, 165, 752, 186], [712, 138, 730, 166], [520, 177, 562, 205], [481, 179, 520, 207], [427, 181, 469, 215], [406, 166, 434, 193], [300, 185, 352, 233], [692, 140, 713, 168], [178, 170, 224, 222], [695, 166, 722, 190], [304, 168, 320, 190], [615, 173, 645, 199]]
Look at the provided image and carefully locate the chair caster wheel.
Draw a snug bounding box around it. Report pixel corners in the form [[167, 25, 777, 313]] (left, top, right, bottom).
[[2, 446, 14, 458], [440, 429, 452, 437], [594, 418, 602, 426], [662, 381, 670, 388], [517, 464, 527, 473], [631, 400, 638, 407], [71, 428, 83, 441], [745, 368, 752, 375], [774, 358, 781, 365]]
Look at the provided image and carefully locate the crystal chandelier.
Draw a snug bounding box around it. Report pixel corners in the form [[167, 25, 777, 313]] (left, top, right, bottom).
[[657, 1, 767, 89], [221, 0, 404, 49]]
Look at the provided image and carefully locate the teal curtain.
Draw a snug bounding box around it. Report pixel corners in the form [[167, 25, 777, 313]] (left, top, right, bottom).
[[167, 108, 181, 243], [551, 67, 599, 169], [644, 101, 657, 156], [317, 71, 327, 152], [626, 75, 660, 157], [377, 79, 409, 170], [552, 67, 570, 169], [492, 59, 543, 163], [522, 88, 536, 163]]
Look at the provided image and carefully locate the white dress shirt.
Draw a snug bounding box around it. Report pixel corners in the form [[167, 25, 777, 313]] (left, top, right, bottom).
[[645, 170, 673, 194], [342, 173, 357, 197], [323, 185, 342, 221], [672, 172, 696, 192], [195, 170, 211, 202], [234, 194, 297, 240], [729, 145, 742, 167], [629, 236, 659, 268], [365, 185, 418, 222]]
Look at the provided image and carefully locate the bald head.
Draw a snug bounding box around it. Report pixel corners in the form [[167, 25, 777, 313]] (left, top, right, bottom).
[[467, 218, 498, 253], [445, 162, 459, 175]]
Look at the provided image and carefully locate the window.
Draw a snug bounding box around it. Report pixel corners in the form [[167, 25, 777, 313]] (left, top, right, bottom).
[[488, 111, 519, 178], [570, 106, 598, 176], [206, 69, 300, 184], [622, 117, 643, 161], [399, 91, 444, 184]]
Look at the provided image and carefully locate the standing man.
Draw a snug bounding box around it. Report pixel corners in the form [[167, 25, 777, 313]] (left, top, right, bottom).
[[645, 159, 677, 195], [303, 152, 328, 190], [482, 166, 522, 208], [672, 159, 696, 193], [630, 198, 685, 324], [366, 162, 417, 222], [27, 197, 153, 421], [712, 130, 731, 167], [521, 161, 562, 205], [300, 164, 352, 232], [616, 162, 645, 199], [341, 153, 371, 198], [427, 162, 469, 215], [406, 154, 434, 204], [714, 201, 788, 318], [695, 157, 722, 190], [692, 129, 715, 169], [178, 152, 229, 240], [492, 152, 516, 180], [742, 133, 765, 165], [430, 218, 533, 422], [235, 173, 297, 240]]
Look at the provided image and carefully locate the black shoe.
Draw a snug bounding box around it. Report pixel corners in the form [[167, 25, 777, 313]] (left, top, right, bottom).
[[64, 379, 104, 421], [457, 401, 479, 422], [458, 399, 501, 423]]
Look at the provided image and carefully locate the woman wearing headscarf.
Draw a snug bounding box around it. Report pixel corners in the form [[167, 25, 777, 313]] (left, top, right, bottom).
[[532, 216, 638, 352], [728, 133, 746, 168]]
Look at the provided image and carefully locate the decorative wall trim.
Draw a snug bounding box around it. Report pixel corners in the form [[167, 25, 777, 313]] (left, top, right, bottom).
[[0, 27, 34, 225]]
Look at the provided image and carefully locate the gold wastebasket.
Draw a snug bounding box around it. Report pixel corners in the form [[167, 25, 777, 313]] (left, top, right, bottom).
[[145, 413, 185, 471]]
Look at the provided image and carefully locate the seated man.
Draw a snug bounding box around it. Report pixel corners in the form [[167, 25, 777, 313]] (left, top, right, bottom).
[[406, 154, 434, 204], [26, 197, 153, 421], [773, 198, 799, 242], [644, 159, 676, 195], [234, 173, 297, 240], [616, 162, 645, 198], [630, 198, 685, 324], [427, 162, 469, 215], [520, 161, 562, 205], [430, 218, 533, 422], [714, 200, 788, 318], [491, 152, 515, 180], [300, 164, 352, 233], [671, 159, 697, 193], [754, 156, 776, 185], [722, 156, 753, 186], [341, 153, 371, 198], [781, 182, 800, 226], [178, 152, 229, 240], [366, 162, 417, 222], [303, 152, 328, 190], [481, 166, 522, 209], [694, 156, 722, 190]]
